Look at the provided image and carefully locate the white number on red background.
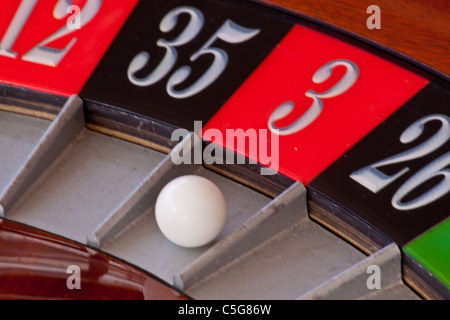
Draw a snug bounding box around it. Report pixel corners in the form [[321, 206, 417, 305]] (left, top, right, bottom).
[[0, 0, 102, 67]]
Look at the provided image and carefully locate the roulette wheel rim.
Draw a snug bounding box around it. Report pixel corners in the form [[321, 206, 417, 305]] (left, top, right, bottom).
[[0, 0, 448, 300]]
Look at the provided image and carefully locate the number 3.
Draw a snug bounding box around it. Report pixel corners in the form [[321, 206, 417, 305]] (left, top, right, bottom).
[[268, 59, 359, 135]]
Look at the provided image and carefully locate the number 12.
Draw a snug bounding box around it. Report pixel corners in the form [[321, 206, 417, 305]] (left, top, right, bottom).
[[0, 0, 102, 67]]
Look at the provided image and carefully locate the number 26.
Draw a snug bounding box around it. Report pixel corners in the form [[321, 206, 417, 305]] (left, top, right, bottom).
[[350, 114, 450, 211]]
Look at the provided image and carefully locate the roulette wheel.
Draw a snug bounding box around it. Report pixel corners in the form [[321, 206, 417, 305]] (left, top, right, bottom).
[[0, 0, 448, 301]]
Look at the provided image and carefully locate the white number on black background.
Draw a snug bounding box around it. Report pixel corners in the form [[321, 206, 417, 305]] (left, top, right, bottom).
[[127, 6, 260, 99], [350, 114, 450, 210]]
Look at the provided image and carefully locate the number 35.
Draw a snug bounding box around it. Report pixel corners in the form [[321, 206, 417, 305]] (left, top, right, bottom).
[[127, 6, 260, 99]]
